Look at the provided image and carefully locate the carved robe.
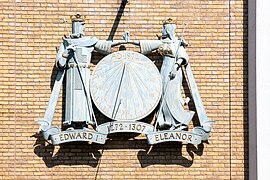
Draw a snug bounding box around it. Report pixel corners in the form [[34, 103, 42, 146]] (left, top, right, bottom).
[[56, 37, 112, 126], [140, 39, 194, 129]]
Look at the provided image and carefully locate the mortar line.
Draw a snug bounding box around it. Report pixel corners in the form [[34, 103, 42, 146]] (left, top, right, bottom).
[[13, 0, 17, 178], [229, 0, 232, 179]]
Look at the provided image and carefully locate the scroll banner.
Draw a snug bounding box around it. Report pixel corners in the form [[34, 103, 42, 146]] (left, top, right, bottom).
[[51, 129, 107, 145], [97, 121, 154, 135], [147, 130, 202, 145]]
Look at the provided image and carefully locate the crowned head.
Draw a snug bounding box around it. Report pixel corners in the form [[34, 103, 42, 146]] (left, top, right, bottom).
[[162, 18, 177, 40]]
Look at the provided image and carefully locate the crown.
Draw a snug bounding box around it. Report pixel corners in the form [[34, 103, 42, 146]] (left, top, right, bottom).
[[70, 14, 85, 22], [162, 18, 176, 25]]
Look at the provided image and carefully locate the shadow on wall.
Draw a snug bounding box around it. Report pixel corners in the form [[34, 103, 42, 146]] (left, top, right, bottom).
[[137, 142, 205, 168], [242, 2, 248, 179], [32, 133, 102, 168], [32, 132, 206, 168]]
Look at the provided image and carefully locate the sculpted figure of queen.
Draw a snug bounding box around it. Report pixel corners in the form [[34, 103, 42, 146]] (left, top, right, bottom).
[[133, 18, 195, 130]]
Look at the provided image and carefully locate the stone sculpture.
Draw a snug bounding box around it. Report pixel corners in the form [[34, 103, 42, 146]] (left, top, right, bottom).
[[36, 15, 214, 146], [37, 14, 126, 144], [137, 18, 195, 130]]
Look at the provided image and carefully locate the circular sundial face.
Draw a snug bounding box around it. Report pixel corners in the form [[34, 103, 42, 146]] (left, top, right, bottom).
[[90, 50, 162, 121]]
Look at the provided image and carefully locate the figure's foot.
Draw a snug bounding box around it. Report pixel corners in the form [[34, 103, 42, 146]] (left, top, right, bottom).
[[173, 124, 188, 131], [66, 127, 75, 131], [179, 125, 188, 131]]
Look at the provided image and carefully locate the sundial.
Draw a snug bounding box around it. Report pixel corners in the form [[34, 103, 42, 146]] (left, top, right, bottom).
[[90, 50, 162, 121]]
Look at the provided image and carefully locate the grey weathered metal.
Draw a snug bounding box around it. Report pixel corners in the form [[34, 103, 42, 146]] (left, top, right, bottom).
[[57, 15, 98, 126], [184, 63, 215, 140], [37, 15, 214, 146], [97, 121, 154, 134], [136, 20, 195, 130], [51, 128, 107, 145], [70, 14, 86, 38], [147, 130, 202, 145], [54, 15, 130, 128], [128, 18, 214, 144], [90, 50, 162, 121], [37, 14, 119, 144], [63, 45, 96, 126]]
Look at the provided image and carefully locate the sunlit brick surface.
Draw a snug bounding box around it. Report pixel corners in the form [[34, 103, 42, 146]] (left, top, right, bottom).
[[0, 0, 247, 179]]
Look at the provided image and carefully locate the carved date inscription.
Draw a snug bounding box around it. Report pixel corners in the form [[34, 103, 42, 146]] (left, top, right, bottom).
[[97, 121, 154, 134]]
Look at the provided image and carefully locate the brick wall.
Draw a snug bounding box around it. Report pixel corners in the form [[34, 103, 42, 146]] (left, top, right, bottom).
[[0, 0, 248, 179]]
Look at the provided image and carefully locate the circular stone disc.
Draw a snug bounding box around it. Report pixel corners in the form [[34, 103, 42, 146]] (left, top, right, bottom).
[[90, 50, 162, 121]]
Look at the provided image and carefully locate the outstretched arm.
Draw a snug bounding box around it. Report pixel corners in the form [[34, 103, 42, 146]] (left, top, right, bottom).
[[139, 40, 162, 55], [94, 40, 130, 55]]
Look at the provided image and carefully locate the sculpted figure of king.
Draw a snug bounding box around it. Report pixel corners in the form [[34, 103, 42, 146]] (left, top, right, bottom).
[[55, 14, 125, 127]]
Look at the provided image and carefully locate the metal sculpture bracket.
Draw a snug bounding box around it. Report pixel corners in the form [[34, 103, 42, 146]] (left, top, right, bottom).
[[36, 15, 214, 146]]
